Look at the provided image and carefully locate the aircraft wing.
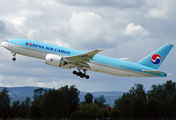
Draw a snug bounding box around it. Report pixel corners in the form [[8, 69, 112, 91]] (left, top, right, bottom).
[[63, 49, 103, 68]]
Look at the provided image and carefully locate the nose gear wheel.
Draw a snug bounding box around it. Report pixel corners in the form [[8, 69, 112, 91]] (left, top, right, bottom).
[[11, 52, 16, 61]]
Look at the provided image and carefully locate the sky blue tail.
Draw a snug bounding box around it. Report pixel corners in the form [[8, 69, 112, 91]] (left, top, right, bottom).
[[138, 43, 174, 70]]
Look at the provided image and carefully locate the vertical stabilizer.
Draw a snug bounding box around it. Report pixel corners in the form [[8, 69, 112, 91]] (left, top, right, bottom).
[[138, 43, 174, 69]]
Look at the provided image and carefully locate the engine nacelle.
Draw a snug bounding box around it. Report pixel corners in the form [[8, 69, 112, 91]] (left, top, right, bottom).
[[45, 54, 67, 67]]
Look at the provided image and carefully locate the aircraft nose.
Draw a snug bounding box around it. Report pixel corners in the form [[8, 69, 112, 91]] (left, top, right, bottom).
[[1, 41, 8, 48]]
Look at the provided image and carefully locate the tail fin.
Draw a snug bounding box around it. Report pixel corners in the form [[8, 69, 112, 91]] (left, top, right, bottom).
[[138, 43, 174, 69]]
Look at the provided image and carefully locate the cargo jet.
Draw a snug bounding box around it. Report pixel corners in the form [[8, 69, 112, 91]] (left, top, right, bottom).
[[1, 39, 174, 79]]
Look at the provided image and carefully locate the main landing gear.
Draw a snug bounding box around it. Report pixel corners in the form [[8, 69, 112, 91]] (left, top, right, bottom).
[[73, 70, 90, 79], [12, 52, 16, 61]]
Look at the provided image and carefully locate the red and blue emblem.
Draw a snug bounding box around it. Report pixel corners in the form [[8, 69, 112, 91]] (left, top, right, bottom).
[[29, 43, 33, 46], [50, 58, 53, 62], [151, 54, 162, 65]]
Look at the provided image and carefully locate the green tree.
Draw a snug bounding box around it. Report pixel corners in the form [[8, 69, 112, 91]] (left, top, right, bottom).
[[150, 80, 176, 102], [148, 80, 176, 117], [0, 102, 11, 118], [168, 90, 176, 117], [109, 99, 120, 118], [40, 88, 69, 118], [164, 80, 176, 96], [0, 87, 10, 105], [84, 92, 94, 104], [60, 85, 80, 116], [79, 101, 85, 108], [20, 97, 31, 118], [28, 103, 42, 118], [110, 93, 134, 118], [147, 91, 163, 117], [28, 88, 44, 118], [70, 103, 105, 118], [94, 95, 106, 108], [164, 94, 171, 117], [134, 90, 148, 117], [110, 84, 147, 118], [33, 88, 44, 105], [11, 100, 21, 118], [24, 96, 31, 106], [28, 88, 46, 118], [0, 87, 11, 118], [110, 80, 176, 118], [129, 83, 145, 98]]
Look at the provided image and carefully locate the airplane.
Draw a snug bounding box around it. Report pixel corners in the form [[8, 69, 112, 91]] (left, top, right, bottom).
[[1, 39, 174, 79]]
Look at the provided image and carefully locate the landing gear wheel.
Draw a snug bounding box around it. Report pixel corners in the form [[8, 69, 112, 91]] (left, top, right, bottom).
[[82, 73, 86, 77], [80, 74, 84, 78], [77, 72, 82, 76], [85, 75, 90, 79], [12, 58, 16, 61], [11, 52, 16, 61], [73, 71, 77, 75], [72, 70, 90, 79]]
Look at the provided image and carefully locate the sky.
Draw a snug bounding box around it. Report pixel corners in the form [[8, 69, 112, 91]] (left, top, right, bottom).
[[0, 0, 175, 92]]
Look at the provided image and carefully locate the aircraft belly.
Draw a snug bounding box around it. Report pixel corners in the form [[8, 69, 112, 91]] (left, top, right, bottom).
[[88, 62, 155, 77], [18, 48, 46, 60], [7, 44, 47, 60], [100, 66, 146, 77]]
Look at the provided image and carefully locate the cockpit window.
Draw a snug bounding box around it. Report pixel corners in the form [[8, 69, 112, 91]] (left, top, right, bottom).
[[5, 40, 9, 42]]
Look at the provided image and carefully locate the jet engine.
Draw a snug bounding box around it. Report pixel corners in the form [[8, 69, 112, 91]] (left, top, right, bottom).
[[45, 54, 67, 67]]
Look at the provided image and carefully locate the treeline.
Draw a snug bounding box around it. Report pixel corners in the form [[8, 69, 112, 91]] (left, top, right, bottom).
[[0, 85, 109, 119], [110, 80, 176, 118], [0, 80, 176, 119]]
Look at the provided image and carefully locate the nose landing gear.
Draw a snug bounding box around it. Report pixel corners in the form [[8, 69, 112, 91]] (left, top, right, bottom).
[[73, 70, 90, 79], [12, 52, 16, 61], [12, 57, 16, 61]]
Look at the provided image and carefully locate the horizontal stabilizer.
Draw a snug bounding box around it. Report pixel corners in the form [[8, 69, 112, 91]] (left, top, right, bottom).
[[142, 70, 165, 73]]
